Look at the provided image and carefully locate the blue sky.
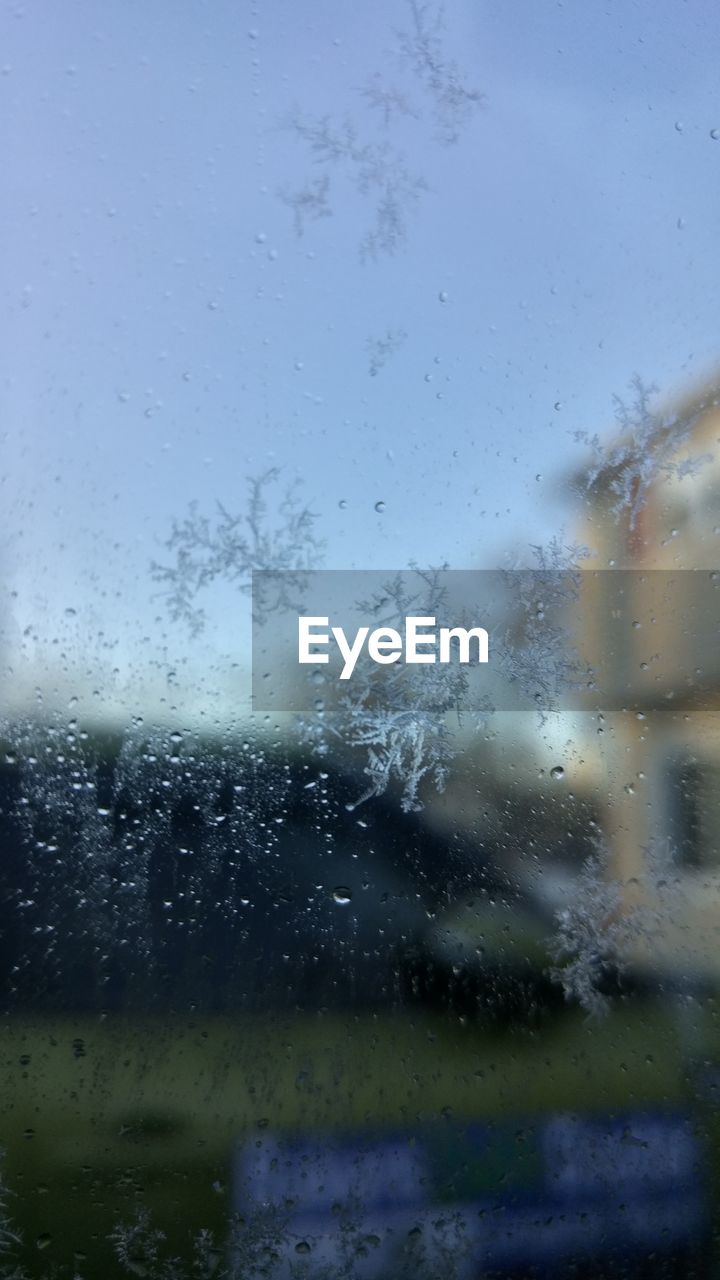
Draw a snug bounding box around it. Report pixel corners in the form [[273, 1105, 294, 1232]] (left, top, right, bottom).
[[3, 0, 720, 722]]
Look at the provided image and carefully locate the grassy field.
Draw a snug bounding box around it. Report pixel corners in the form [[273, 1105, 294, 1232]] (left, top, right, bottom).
[[0, 998, 712, 1276]]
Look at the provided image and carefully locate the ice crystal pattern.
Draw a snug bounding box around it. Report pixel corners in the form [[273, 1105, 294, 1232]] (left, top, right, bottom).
[[278, 173, 332, 239], [149, 487, 588, 813], [549, 839, 643, 1017], [499, 536, 592, 720], [575, 374, 716, 530], [395, 0, 486, 145], [359, 74, 420, 128], [366, 327, 408, 376], [0, 1174, 477, 1280], [301, 569, 484, 813], [150, 470, 323, 634], [284, 112, 428, 262], [281, 0, 484, 259]]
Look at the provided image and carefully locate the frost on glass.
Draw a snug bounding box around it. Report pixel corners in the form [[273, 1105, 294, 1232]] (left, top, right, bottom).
[[394, 0, 486, 144], [0, 1164, 21, 1269], [0, 1184, 476, 1280], [365, 328, 408, 377], [299, 569, 487, 813], [148, 378, 714, 1014], [150, 470, 323, 633], [278, 172, 332, 238], [15, 368, 710, 1026], [281, 0, 483, 260], [7, 0, 720, 1271], [548, 838, 645, 1017], [283, 111, 428, 262], [574, 375, 717, 528], [499, 537, 592, 720]]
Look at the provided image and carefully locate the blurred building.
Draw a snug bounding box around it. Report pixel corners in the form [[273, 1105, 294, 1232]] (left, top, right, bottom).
[[571, 371, 720, 983]]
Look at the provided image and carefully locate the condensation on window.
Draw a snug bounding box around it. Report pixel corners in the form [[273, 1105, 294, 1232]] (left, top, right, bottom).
[[3, 1, 720, 1276]]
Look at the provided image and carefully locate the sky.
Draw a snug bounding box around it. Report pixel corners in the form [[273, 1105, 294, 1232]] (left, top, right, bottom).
[[3, 0, 720, 725]]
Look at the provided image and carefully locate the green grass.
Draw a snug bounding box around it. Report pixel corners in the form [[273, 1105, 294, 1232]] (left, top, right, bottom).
[[0, 999, 702, 1276]]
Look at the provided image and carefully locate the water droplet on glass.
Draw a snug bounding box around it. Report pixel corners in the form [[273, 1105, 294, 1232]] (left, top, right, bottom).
[[255, 231, 267, 244], [295, 1241, 311, 1255], [332, 886, 352, 905], [338, 498, 347, 509], [535, 474, 543, 482], [438, 290, 449, 302], [675, 120, 684, 133], [550, 765, 565, 781], [554, 401, 562, 411], [711, 128, 720, 140], [374, 500, 386, 513]]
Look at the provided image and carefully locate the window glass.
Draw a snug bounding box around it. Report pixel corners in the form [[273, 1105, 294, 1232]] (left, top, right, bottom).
[[4, 2, 720, 1277]]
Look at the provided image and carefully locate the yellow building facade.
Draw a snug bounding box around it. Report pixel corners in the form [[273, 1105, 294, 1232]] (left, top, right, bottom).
[[573, 374, 720, 981]]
